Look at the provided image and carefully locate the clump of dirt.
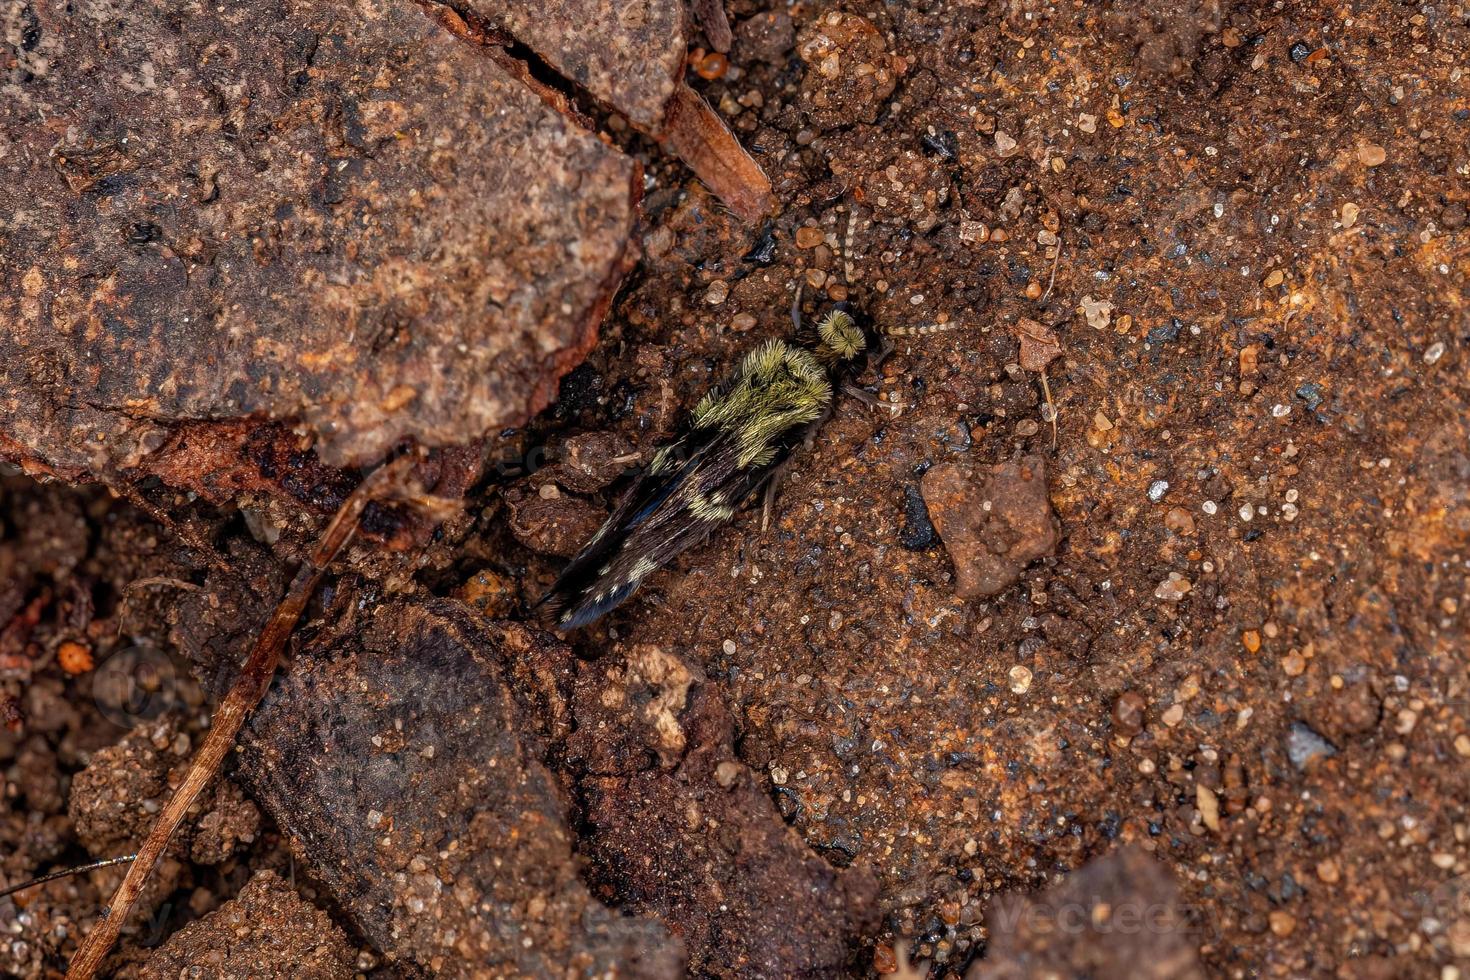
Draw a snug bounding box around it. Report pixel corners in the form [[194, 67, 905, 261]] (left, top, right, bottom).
[[68, 717, 260, 870], [921, 455, 1060, 599], [139, 871, 355, 980]]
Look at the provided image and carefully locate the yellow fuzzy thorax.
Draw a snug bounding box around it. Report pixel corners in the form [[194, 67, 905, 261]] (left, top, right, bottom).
[[692, 339, 833, 467], [814, 309, 865, 364]]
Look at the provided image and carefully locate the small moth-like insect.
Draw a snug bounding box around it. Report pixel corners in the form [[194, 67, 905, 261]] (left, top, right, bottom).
[[537, 210, 958, 630]]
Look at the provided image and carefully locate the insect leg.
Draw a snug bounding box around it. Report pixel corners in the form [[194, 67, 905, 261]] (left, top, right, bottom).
[[760, 470, 782, 532]]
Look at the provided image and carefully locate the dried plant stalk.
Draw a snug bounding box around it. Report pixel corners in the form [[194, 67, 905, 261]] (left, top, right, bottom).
[[659, 84, 774, 223]]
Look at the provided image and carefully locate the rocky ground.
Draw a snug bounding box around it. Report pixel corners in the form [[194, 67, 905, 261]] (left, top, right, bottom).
[[2, 0, 1467, 977]]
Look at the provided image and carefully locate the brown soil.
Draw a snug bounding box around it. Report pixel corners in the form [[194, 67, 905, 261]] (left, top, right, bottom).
[[3, 0, 1468, 977]]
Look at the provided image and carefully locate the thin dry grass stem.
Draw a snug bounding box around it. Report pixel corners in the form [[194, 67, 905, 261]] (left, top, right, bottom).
[[1041, 237, 1062, 303], [1040, 368, 1058, 448], [0, 855, 137, 901], [66, 455, 418, 980]]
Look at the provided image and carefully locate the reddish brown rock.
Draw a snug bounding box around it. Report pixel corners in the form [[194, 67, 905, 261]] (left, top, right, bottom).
[[468, 0, 771, 221], [0, 0, 639, 478], [921, 456, 1060, 599], [141, 871, 355, 980], [468, 0, 687, 131]]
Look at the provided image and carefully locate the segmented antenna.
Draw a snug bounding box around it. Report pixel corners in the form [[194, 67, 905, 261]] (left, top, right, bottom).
[[881, 321, 964, 337], [839, 201, 965, 337], [842, 205, 857, 286], [0, 855, 137, 900]]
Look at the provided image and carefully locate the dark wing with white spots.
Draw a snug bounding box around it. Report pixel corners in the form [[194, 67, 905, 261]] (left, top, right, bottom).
[[537, 422, 797, 630]]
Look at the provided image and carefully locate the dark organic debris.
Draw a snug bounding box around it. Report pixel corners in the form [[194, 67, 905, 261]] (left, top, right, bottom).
[[898, 484, 938, 550]]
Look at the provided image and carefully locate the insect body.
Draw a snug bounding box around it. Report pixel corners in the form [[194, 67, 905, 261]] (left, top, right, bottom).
[[538, 208, 961, 630], [539, 307, 870, 630]]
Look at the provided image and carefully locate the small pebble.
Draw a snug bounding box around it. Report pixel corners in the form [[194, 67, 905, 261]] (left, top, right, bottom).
[[715, 761, 742, 787], [1316, 858, 1340, 883], [1242, 630, 1261, 653], [695, 52, 729, 80], [1147, 479, 1169, 502], [731, 312, 757, 332], [1024, 281, 1042, 300], [1154, 573, 1192, 602], [959, 220, 990, 243], [1113, 691, 1146, 734], [1164, 508, 1195, 535], [1008, 665, 1033, 694], [58, 640, 95, 675], [994, 131, 1018, 156], [1287, 721, 1338, 769], [1268, 910, 1296, 937], [1424, 341, 1445, 364], [1197, 785, 1220, 831], [705, 280, 729, 305], [1358, 143, 1387, 167], [795, 226, 824, 249], [1161, 703, 1184, 727]]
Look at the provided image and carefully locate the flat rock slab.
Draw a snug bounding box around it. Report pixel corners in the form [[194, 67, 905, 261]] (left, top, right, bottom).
[[239, 600, 683, 978], [467, 0, 770, 221], [968, 847, 1206, 980], [922, 455, 1060, 599], [141, 870, 356, 980], [469, 0, 687, 130], [0, 0, 638, 476]]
